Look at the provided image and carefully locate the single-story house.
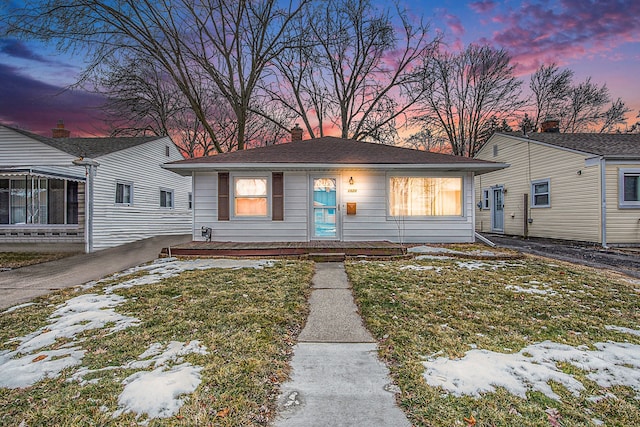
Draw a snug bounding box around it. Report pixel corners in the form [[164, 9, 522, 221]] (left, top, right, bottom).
[[474, 130, 640, 246], [0, 122, 192, 252], [164, 132, 506, 244]]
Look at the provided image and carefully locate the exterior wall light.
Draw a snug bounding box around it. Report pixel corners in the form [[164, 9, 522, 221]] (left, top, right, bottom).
[[349, 176, 354, 185]]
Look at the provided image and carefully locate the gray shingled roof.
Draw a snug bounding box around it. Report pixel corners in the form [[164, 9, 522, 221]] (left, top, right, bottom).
[[5, 124, 164, 158], [500, 132, 640, 158], [168, 136, 501, 166]]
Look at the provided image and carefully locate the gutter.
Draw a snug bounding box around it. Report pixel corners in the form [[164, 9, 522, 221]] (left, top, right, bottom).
[[600, 157, 607, 248]]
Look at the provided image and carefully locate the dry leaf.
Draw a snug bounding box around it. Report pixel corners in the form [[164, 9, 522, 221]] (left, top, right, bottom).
[[216, 407, 230, 417], [464, 414, 476, 426], [545, 407, 562, 427], [93, 348, 107, 355], [32, 354, 47, 363]]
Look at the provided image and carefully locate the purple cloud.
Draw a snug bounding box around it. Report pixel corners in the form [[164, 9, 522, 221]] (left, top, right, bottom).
[[0, 39, 56, 64], [0, 63, 109, 136], [444, 14, 465, 37], [469, 1, 497, 13], [484, 0, 640, 72]]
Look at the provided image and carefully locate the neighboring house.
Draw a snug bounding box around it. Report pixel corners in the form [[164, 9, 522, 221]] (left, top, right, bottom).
[[164, 131, 506, 244], [0, 122, 192, 252], [475, 130, 640, 246]]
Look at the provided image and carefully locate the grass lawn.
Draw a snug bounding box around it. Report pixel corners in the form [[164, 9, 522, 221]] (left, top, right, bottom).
[[347, 252, 640, 427], [0, 258, 313, 426], [0, 252, 77, 270]]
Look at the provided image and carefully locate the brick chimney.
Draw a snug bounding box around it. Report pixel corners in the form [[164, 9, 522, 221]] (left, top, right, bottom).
[[290, 123, 303, 142], [52, 120, 70, 138], [540, 118, 560, 133]]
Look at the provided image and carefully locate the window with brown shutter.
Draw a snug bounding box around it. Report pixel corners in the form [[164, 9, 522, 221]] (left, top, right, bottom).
[[218, 172, 229, 221], [272, 172, 284, 221]]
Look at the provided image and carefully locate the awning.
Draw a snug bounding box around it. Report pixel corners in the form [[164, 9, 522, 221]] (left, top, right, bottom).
[[0, 166, 87, 182]]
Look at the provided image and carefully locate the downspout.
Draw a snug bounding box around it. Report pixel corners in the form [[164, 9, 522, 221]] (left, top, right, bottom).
[[73, 158, 99, 253], [600, 157, 607, 248]]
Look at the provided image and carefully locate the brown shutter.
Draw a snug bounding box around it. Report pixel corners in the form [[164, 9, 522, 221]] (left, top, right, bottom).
[[218, 172, 229, 221], [272, 172, 284, 221]]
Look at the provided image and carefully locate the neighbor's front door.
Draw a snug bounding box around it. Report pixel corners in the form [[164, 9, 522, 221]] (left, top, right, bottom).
[[311, 177, 340, 239], [491, 187, 504, 232]]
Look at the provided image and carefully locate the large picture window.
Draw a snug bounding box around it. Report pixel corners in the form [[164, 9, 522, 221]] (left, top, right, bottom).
[[234, 177, 268, 217], [0, 177, 78, 225], [619, 169, 640, 208], [389, 176, 462, 217]]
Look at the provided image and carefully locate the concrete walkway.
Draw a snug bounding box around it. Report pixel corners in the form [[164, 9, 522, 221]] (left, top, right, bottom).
[[0, 234, 191, 310], [275, 263, 410, 427]]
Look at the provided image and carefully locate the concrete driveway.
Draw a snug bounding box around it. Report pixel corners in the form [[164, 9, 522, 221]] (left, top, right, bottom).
[[481, 233, 640, 279], [0, 234, 191, 311]]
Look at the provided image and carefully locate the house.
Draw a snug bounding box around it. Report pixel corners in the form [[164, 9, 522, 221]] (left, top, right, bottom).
[[474, 128, 640, 246], [0, 122, 192, 252], [164, 130, 506, 244]]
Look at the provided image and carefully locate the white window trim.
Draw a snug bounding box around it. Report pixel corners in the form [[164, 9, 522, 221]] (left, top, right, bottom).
[[231, 174, 271, 219], [115, 181, 133, 206], [531, 178, 550, 208], [481, 188, 490, 210], [160, 188, 174, 209], [619, 168, 640, 209], [386, 172, 465, 220]]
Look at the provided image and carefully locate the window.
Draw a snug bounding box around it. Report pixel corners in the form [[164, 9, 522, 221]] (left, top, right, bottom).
[[165, 145, 170, 157], [0, 177, 78, 225], [234, 177, 268, 217], [493, 144, 498, 157], [115, 181, 133, 205], [160, 189, 174, 208], [531, 179, 550, 207], [188, 192, 193, 210], [482, 188, 490, 210], [389, 176, 462, 217], [619, 169, 640, 208]]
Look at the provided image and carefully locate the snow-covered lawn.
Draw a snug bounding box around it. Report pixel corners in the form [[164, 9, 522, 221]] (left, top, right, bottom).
[[348, 250, 640, 426], [0, 257, 313, 426]]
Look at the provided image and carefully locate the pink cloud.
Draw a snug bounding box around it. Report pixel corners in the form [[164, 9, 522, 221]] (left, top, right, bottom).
[[484, 0, 640, 72], [444, 14, 465, 38]]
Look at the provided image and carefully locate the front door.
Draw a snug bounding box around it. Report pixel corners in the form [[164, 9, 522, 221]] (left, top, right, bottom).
[[491, 187, 504, 232], [311, 177, 339, 239]]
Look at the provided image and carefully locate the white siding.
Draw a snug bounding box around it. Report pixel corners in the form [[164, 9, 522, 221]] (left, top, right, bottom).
[[0, 126, 75, 166], [91, 137, 192, 250], [193, 169, 475, 243], [605, 162, 640, 244], [475, 134, 601, 243]]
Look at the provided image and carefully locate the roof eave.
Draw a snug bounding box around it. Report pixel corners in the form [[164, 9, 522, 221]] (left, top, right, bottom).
[[163, 162, 509, 175]]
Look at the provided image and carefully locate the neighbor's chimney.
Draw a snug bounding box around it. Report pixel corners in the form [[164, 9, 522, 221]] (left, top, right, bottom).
[[540, 117, 560, 133], [52, 120, 70, 138], [290, 123, 303, 142]]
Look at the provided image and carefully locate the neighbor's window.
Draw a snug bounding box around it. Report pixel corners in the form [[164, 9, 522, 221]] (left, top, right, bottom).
[[619, 169, 640, 208], [160, 189, 174, 208], [531, 179, 550, 208], [115, 181, 133, 205], [188, 192, 193, 210], [234, 177, 268, 216], [0, 177, 78, 225], [482, 188, 490, 209], [389, 177, 462, 217]]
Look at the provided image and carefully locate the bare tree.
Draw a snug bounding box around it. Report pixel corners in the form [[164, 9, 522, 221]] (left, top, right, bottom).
[[3, 0, 307, 152], [414, 44, 524, 157], [529, 63, 573, 129], [529, 64, 630, 133], [267, 0, 440, 143]]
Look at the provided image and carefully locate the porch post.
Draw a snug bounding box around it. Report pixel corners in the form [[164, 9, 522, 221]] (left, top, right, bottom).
[[73, 158, 99, 253]]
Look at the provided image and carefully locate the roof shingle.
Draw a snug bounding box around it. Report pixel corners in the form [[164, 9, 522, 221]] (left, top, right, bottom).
[[500, 132, 640, 157]]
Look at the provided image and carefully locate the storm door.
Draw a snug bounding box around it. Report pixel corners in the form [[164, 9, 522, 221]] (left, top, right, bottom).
[[311, 177, 340, 239]]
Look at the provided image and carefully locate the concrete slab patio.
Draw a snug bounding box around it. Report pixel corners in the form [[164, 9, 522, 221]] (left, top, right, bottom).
[[276, 262, 410, 427], [0, 234, 190, 310]]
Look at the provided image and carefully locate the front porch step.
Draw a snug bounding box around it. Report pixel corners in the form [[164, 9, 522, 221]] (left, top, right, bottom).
[[307, 252, 346, 262]]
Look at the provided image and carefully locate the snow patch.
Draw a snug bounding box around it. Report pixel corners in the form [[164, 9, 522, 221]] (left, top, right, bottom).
[[605, 325, 640, 336], [456, 260, 525, 270], [505, 283, 557, 296], [399, 265, 442, 273], [423, 340, 640, 401], [2, 302, 35, 314]]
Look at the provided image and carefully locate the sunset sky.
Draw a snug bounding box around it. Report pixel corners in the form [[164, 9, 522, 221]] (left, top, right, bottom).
[[0, 0, 638, 137]]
